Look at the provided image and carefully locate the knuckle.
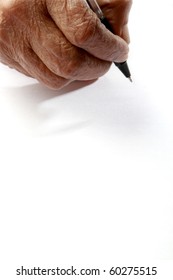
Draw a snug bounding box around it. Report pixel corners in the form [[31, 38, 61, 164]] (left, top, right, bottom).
[[0, 3, 29, 62], [42, 77, 70, 90], [63, 61, 80, 78], [59, 53, 82, 79], [50, 42, 83, 79], [73, 16, 98, 47]]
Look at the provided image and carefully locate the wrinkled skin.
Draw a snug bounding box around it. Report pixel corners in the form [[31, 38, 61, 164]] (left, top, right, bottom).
[[0, 0, 132, 89]]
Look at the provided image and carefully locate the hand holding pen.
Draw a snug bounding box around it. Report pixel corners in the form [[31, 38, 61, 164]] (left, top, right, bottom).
[[0, 0, 132, 89], [87, 0, 132, 82]]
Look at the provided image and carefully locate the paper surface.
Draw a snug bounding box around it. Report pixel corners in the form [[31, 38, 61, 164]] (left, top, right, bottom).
[[0, 1, 173, 279]]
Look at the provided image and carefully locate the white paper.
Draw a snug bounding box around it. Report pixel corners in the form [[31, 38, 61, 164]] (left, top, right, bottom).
[[0, 1, 173, 279]]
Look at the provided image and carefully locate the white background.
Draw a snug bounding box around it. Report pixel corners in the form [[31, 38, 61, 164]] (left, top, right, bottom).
[[0, 0, 173, 279]]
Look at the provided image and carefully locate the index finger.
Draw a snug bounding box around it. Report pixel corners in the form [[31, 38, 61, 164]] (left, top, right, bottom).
[[46, 0, 129, 63]]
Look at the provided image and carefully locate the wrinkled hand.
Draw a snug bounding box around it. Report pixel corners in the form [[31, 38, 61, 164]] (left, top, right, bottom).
[[0, 0, 132, 89]]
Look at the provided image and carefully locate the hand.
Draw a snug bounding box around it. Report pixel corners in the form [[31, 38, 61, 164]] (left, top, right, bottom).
[[0, 0, 132, 89]]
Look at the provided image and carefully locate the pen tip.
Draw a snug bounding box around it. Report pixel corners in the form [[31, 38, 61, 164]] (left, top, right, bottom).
[[128, 77, 133, 83]]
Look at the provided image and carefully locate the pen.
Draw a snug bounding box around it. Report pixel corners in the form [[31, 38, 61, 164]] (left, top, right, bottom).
[[86, 0, 132, 82]]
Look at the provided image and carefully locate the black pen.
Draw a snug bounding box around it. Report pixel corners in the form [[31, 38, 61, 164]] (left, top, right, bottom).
[[86, 0, 132, 82]]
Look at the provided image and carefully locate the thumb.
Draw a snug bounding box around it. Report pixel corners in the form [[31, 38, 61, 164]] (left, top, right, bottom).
[[98, 0, 132, 43]]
